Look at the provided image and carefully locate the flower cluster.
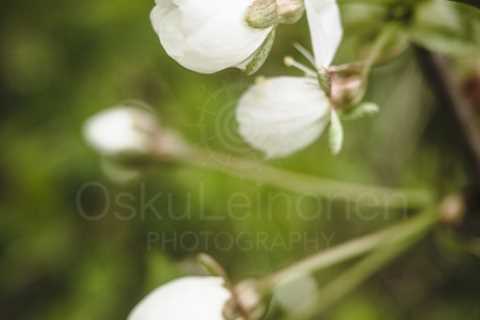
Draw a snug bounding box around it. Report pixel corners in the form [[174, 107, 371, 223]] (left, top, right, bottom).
[[84, 1, 383, 319], [123, 1, 346, 319], [151, 0, 348, 158]]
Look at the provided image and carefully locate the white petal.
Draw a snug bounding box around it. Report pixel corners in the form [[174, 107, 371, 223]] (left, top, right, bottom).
[[128, 277, 230, 320], [328, 109, 343, 155], [236, 77, 331, 158], [83, 107, 157, 156], [305, 0, 343, 67], [151, 0, 272, 73]]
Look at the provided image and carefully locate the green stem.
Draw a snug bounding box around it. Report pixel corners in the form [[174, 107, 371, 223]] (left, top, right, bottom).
[[352, 24, 399, 105], [362, 24, 399, 79], [259, 209, 437, 290], [299, 209, 438, 317], [175, 146, 433, 209]]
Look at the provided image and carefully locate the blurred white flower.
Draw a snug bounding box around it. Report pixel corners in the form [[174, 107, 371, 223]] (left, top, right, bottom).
[[128, 277, 231, 320], [273, 275, 319, 316], [236, 77, 332, 158], [150, 0, 273, 74], [84, 107, 158, 157]]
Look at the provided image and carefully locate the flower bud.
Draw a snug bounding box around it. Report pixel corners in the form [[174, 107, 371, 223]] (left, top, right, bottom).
[[277, 0, 305, 24], [439, 193, 465, 226], [246, 0, 305, 28], [273, 275, 318, 316], [83, 106, 187, 164], [329, 67, 364, 108], [246, 0, 278, 29]]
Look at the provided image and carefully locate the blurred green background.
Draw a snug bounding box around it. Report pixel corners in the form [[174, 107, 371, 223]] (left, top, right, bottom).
[[1, 0, 479, 319]]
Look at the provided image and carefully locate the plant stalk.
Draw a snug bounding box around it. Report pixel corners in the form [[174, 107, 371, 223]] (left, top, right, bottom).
[[173, 145, 433, 210], [259, 209, 437, 290], [303, 208, 437, 316], [352, 24, 400, 105]]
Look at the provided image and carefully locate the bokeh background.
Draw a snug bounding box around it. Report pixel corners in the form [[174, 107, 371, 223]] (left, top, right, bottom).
[[1, 0, 479, 319]]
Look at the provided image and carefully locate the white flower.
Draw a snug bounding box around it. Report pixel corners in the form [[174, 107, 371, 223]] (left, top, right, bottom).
[[150, 0, 342, 74], [236, 0, 343, 158], [150, 0, 273, 74], [84, 107, 158, 157], [236, 77, 332, 158], [128, 276, 231, 320]]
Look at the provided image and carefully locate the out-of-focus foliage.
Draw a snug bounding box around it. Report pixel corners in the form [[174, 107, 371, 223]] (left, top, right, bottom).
[[0, 0, 479, 319]]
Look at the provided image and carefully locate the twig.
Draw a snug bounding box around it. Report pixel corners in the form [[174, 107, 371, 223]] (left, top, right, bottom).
[[414, 46, 480, 180], [448, 0, 480, 9]]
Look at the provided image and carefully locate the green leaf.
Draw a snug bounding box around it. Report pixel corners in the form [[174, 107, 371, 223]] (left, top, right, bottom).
[[415, 0, 463, 32], [410, 0, 480, 56], [410, 29, 479, 56]]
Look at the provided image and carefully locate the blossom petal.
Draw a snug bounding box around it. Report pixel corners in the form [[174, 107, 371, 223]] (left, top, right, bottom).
[[305, 0, 343, 67], [151, 0, 272, 73], [328, 109, 344, 155], [128, 277, 230, 320], [236, 77, 331, 158]]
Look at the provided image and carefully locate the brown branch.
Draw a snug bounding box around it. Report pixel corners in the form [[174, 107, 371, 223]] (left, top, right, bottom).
[[414, 46, 480, 181], [448, 0, 480, 9]]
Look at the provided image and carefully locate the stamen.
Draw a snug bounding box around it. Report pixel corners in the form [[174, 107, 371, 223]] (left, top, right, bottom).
[[293, 43, 316, 67], [284, 56, 317, 78]]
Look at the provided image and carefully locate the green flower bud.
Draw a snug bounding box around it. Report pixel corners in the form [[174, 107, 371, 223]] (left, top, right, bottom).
[[246, 0, 278, 29], [277, 0, 305, 24], [246, 0, 305, 29]]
